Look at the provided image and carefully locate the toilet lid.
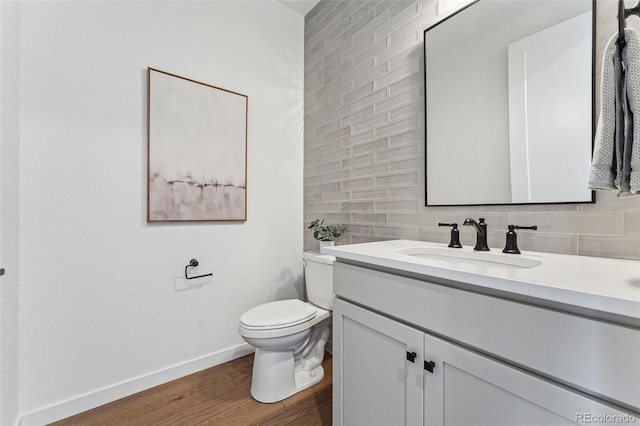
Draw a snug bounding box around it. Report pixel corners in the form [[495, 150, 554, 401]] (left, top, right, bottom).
[[240, 299, 316, 329]]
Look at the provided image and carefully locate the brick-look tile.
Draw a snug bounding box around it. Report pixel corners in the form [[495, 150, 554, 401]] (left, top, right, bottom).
[[351, 114, 388, 135], [323, 16, 352, 48], [509, 213, 623, 236], [313, 160, 342, 174], [374, 225, 420, 239], [322, 170, 351, 183], [352, 138, 387, 156], [341, 178, 374, 191], [352, 188, 388, 201], [350, 37, 387, 69], [320, 104, 352, 127], [352, 213, 387, 224], [306, 202, 342, 213], [324, 127, 351, 145], [374, 171, 421, 187], [579, 191, 640, 213], [579, 236, 640, 261], [351, 5, 389, 44], [346, 224, 374, 236], [351, 163, 388, 178], [341, 106, 374, 127], [348, 64, 389, 95], [347, 4, 380, 40], [388, 212, 439, 226], [304, 175, 323, 186], [374, 57, 422, 89], [323, 191, 351, 203], [375, 199, 418, 211], [342, 201, 374, 212], [389, 184, 424, 199], [305, 182, 341, 194], [389, 43, 424, 72], [388, 157, 423, 173], [322, 147, 351, 163], [375, 90, 417, 114], [624, 213, 640, 236], [389, 72, 423, 96], [374, 144, 418, 162], [342, 131, 374, 148], [373, 2, 419, 40], [389, 129, 421, 146], [353, 89, 387, 112], [389, 102, 423, 122], [375, 115, 422, 138], [322, 213, 352, 224], [516, 233, 578, 256], [342, 82, 375, 104], [342, 154, 374, 169], [304, 0, 640, 260]]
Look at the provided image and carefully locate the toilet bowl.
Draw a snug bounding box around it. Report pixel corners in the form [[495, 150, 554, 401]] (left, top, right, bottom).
[[238, 252, 335, 403]]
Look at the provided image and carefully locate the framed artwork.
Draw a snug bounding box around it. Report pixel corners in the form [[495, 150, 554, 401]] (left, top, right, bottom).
[[147, 67, 248, 222]]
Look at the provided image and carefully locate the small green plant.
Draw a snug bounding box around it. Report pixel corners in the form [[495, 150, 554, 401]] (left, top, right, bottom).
[[308, 219, 346, 241]]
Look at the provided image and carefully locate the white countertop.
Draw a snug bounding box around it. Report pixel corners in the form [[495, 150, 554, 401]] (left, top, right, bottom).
[[323, 240, 640, 320]]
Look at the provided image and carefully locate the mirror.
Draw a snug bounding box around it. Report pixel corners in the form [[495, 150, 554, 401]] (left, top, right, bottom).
[[424, 0, 595, 206]]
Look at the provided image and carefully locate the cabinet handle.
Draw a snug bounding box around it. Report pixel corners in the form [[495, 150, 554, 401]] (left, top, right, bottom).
[[406, 351, 417, 363], [424, 360, 435, 373]]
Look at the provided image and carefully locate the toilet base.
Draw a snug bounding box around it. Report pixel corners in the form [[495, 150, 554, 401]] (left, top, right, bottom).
[[294, 364, 325, 394], [250, 348, 325, 403]]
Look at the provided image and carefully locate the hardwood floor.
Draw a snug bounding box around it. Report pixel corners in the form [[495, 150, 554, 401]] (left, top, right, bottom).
[[52, 353, 332, 426]]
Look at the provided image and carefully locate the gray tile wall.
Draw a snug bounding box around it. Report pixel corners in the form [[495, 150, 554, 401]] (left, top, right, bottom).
[[304, 0, 640, 260]]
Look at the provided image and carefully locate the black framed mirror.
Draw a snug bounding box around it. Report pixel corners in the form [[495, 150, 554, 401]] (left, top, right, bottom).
[[424, 0, 595, 206]]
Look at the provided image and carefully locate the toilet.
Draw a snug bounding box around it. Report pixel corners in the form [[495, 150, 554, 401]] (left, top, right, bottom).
[[238, 251, 335, 403]]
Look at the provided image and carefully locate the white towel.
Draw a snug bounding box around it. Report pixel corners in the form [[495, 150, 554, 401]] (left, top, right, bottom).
[[589, 28, 640, 196]]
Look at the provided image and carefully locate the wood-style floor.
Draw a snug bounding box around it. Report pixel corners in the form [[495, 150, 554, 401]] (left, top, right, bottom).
[[52, 353, 332, 426]]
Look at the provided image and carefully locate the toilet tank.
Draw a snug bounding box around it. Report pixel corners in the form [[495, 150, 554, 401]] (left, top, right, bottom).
[[303, 251, 335, 310]]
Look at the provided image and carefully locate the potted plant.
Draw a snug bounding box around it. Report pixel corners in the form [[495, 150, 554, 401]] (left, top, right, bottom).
[[308, 219, 345, 250]]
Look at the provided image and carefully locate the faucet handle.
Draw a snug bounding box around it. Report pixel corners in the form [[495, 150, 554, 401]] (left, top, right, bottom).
[[503, 225, 537, 254], [514, 225, 537, 231], [438, 223, 462, 248]]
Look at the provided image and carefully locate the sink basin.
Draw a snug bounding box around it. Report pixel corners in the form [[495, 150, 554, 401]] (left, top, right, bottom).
[[393, 247, 542, 269]]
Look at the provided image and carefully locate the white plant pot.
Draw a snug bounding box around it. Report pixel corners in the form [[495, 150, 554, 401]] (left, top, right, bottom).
[[318, 240, 334, 252]]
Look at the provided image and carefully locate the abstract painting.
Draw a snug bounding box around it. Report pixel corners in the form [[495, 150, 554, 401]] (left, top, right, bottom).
[[147, 68, 247, 222]]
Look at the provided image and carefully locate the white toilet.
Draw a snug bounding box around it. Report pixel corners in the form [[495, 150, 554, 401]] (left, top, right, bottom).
[[238, 251, 335, 403]]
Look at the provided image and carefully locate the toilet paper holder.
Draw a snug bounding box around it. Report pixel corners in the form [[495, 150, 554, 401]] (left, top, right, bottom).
[[185, 259, 213, 280]]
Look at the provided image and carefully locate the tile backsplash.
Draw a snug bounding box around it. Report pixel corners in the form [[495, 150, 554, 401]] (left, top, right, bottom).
[[304, 0, 640, 260]]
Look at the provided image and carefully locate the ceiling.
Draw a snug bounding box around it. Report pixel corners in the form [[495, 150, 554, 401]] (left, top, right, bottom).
[[278, 0, 321, 16]]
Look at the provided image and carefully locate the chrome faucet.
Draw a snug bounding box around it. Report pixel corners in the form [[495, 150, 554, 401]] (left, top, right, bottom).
[[463, 217, 490, 251]]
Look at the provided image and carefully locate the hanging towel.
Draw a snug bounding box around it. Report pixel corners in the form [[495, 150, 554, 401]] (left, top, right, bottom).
[[625, 29, 640, 194], [589, 28, 640, 196]]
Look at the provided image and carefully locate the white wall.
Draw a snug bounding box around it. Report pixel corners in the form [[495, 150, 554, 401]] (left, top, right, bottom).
[[1, 2, 22, 425], [13, 2, 304, 424]]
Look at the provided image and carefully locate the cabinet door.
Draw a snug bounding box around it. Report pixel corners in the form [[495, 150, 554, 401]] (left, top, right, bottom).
[[333, 299, 424, 426], [423, 333, 632, 426]]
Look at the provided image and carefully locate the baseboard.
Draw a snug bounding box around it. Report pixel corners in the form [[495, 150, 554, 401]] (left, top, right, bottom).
[[20, 343, 254, 426]]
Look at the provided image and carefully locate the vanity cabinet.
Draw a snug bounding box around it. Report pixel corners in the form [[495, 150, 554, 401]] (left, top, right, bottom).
[[332, 262, 639, 426], [333, 298, 424, 425]]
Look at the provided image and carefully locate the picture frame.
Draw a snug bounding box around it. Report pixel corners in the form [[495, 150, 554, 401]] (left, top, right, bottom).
[[147, 67, 248, 222]]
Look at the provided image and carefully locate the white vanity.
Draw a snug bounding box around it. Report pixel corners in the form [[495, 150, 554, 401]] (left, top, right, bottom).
[[323, 240, 640, 425]]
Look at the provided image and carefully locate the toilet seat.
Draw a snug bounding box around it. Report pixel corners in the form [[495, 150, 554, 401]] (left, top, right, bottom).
[[240, 299, 316, 330]]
